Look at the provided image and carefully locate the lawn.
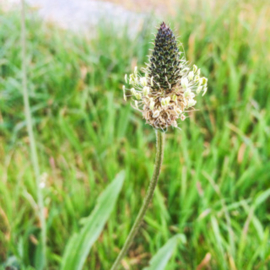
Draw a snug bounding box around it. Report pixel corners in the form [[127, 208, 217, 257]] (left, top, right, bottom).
[[0, 0, 270, 269]]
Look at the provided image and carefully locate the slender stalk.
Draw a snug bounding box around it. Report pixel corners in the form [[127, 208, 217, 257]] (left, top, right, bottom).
[[21, 1, 46, 267], [111, 130, 165, 270]]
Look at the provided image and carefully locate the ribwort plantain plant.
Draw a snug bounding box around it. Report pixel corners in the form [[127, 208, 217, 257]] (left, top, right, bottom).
[[111, 22, 208, 269]]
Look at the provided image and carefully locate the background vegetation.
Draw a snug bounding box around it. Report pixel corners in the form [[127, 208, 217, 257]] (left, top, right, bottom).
[[0, 0, 270, 269]]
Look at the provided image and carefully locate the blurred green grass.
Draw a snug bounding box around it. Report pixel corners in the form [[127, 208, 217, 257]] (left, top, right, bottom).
[[0, 0, 270, 269]]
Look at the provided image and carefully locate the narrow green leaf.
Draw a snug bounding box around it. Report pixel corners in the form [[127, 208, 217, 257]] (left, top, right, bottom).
[[254, 189, 270, 208], [61, 171, 125, 270], [143, 234, 186, 270]]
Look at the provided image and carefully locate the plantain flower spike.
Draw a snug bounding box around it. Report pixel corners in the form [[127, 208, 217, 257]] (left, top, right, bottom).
[[123, 22, 208, 130]]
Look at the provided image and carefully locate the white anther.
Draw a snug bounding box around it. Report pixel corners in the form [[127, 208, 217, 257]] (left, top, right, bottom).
[[151, 76, 154, 86], [122, 85, 126, 101], [140, 77, 147, 87], [196, 86, 202, 94], [202, 86, 207, 96], [175, 108, 182, 114], [188, 71, 194, 81], [184, 88, 192, 98], [131, 88, 136, 96], [165, 96, 171, 105], [181, 77, 189, 89], [129, 74, 136, 85], [149, 98, 155, 110], [161, 98, 166, 107], [187, 99, 197, 108], [143, 86, 150, 96], [201, 77, 208, 86], [153, 110, 160, 118]]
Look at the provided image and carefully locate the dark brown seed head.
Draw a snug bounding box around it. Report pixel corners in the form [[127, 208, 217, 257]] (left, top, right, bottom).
[[148, 22, 181, 92]]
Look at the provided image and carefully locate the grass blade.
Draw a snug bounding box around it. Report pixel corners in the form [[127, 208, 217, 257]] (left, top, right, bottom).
[[143, 234, 186, 270], [61, 171, 125, 270], [20, 1, 46, 268]]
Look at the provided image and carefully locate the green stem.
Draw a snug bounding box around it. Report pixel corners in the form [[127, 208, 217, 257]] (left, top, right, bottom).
[[111, 130, 165, 270], [21, 1, 46, 268]]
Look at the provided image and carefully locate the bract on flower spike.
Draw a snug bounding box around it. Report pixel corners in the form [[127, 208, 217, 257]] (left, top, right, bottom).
[[122, 22, 208, 130]]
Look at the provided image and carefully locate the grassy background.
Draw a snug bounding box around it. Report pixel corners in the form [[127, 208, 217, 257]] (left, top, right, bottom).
[[1, 0, 270, 269]]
